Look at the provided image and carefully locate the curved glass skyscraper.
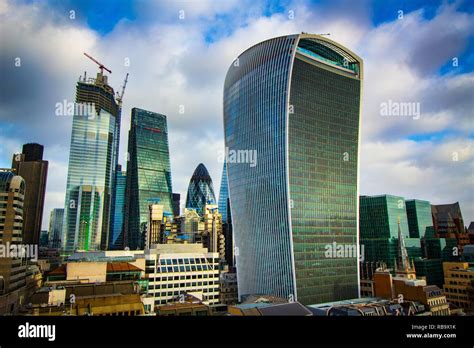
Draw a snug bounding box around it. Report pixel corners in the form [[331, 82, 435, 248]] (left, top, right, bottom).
[[185, 163, 216, 216], [223, 34, 363, 305]]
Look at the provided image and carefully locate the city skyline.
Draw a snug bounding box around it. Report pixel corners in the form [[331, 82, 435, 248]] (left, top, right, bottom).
[[0, 0, 473, 231], [1, 0, 474, 331]]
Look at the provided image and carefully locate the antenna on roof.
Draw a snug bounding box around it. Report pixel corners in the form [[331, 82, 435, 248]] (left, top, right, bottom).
[[318, 33, 331, 36]]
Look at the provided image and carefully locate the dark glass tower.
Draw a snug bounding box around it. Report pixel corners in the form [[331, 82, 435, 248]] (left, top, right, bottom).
[[48, 208, 64, 248], [11, 143, 48, 245], [185, 163, 216, 216], [218, 161, 234, 267], [110, 164, 126, 249], [406, 199, 433, 238], [125, 107, 173, 249], [218, 161, 229, 223], [172, 193, 181, 217], [223, 34, 363, 304]]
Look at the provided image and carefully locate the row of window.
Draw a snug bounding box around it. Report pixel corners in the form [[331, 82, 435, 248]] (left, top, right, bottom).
[[149, 281, 219, 289]]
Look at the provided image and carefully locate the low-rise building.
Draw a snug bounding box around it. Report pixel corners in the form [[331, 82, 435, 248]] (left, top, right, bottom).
[[145, 244, 220, 308], [443, 261, 474, 313], [219, 269, 238, 305]]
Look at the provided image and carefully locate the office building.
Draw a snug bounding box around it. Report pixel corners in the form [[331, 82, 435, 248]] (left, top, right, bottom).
[[172, 193, 180, 217], [0, 171, 28, 306], [405, 199, 433, 238], [11, 143, 48, 245], [218, 161, 235, 268], [443, 262, 474, 312], [360, 195, 423, 270], [201, 205, 225, 261], [32, 254, 146, 316], [62, 71, 120, 253], [144, 204, 176, 248], [223, 34, 363, 304], [432, 202, 470, 253], [125, 108, 173, 250], [218, 161, 229, 224], [219, 271, 238, 305], [467, 222, 474, 244], [144, 244, 220, 307], [185, 163, 216, 217], [155, 293, 211, 316], [48, 208, 64, 249], [110, 165, 126, 250]]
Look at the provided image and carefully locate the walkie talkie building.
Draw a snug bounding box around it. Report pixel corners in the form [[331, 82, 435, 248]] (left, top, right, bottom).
[[223, 34, 363, 305]]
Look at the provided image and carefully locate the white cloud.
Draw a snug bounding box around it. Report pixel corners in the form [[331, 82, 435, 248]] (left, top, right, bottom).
[[0, 0, 473, 229]]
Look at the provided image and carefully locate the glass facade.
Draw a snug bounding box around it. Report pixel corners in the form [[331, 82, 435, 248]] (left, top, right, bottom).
[[406, 199, 432, 238], [110, 165, 126, 249], [48, 208, 64, 248], [360, 195, 410, 239], [125, 108, 173, 250], [62, 76, 119, 253], [289, 53, 361, 304], [360, 195, 423, 270], [185, 163, 216, 217], [217, 161, 229, 223], [223, 34, 363, 304]]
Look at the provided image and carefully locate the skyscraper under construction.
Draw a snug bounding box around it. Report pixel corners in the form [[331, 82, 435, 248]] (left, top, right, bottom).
[[62, 57, 122, 254]]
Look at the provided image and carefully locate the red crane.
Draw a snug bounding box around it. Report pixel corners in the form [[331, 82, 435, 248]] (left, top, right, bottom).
[[83, 52, 112, 74]]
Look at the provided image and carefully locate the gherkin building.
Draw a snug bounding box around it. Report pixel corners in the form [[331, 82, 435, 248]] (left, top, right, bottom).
[[185, 163, 216, 216]]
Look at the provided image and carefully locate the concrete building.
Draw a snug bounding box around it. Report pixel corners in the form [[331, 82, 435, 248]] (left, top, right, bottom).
[[27, 251, 147, 316], [443, 261, 474, 313], [228, 295, 312, 316], [307, 297, 428, 316], [11, 143, 48, 245], [201, 205, 225, 262], [27, 282, 144, 316], [219, 270, 238, 305], [155, 293, 211, 316], [0, 171, 28, 305], [144, 244, 220, 307]]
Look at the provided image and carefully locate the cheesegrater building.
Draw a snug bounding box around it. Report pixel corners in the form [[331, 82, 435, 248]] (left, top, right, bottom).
[[223, 34, 363, 305], [124, 108, 173, 250]]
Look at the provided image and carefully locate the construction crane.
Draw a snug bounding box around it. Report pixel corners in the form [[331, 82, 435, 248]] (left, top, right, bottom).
[[116, 73, 129, 106], [83, 52, 112, 74]]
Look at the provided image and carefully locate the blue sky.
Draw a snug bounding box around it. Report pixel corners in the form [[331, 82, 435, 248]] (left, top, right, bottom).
[[0, 0, 473, 228]]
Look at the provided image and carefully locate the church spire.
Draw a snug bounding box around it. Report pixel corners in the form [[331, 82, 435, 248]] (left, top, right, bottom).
[[395, 216, 416, 279]]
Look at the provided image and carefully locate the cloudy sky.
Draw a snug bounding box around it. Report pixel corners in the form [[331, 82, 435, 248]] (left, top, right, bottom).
[[0, 0, 473, 229]]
